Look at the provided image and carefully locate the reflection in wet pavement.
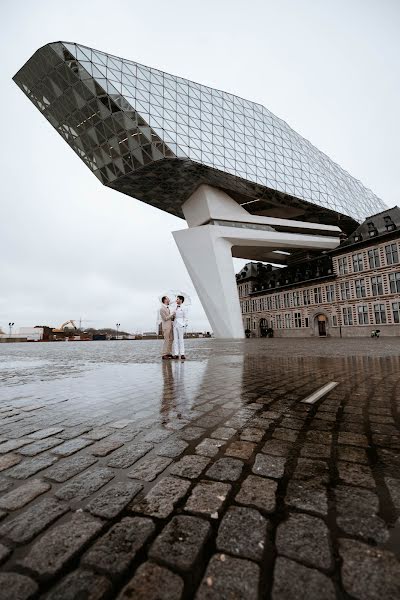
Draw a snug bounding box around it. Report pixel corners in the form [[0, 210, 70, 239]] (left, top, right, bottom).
[[0, 338, 400, 599]]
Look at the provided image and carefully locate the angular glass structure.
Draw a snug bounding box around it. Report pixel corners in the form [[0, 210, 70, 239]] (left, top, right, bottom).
[[14, 42, 385, 233]]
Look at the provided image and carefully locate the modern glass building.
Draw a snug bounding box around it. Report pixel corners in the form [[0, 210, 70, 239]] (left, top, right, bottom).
[[14, 42, 385, 233]]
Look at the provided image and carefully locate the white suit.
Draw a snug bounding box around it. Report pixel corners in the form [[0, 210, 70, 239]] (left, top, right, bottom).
[[173, 304, 189, 356]]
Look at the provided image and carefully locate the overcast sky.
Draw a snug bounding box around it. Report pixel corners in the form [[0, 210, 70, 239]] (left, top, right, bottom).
[[1, 0, 399, 334]]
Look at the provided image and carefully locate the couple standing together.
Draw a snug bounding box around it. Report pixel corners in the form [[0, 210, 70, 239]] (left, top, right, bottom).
[[160, 295, 189, 360]]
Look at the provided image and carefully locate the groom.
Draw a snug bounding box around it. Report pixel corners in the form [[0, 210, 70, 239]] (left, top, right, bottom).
[[160, 296, 175, 360]]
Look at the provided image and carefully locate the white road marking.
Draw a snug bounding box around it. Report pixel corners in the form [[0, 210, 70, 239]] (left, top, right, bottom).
[[302, 381, 339, 404]]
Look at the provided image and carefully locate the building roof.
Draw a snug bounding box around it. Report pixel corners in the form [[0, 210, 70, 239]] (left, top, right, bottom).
[[14, 42, 385, 231], [338, 206, 400, 249]]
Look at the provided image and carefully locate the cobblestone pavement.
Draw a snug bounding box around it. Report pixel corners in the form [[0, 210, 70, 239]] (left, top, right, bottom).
[[0, 338, 400, 599]]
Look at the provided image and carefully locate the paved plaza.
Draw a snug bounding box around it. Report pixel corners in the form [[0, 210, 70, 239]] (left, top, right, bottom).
[[0, 338, 400, 599]]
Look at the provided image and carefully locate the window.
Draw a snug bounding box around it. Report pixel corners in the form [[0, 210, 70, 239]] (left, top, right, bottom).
[[276, 314, 282, 329], [246, 317, 251, 330], [352, 253, 364, 272], [392, 302, 400, 324], [340, 281, 351, 300], [374, 304, 386, 324], [343, 307, 353, 326], [389, 272, 400, 293], [357, 305, 369, 325], [326, 284, 335, 302], [283, 293, 291, 308], [294, 312, 301, 328], [332, 315, 337, 326], [253, 320, 256, 330], [275, 295, 281, 309], [368, 248, 380, 269], [338, 257, 348, 275], [314, 287, 322, 304], [303, 289, 311, 305], [371, 275, 383, 296], [305, 317, 309, 327], [285, 313, 291, 328], [355, 278, 366, 298], [385, 243, 399, 265], [293, 291, 301, 307]]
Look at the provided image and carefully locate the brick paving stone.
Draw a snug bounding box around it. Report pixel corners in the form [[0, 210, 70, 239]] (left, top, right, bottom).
[[86, 481, 142, 519], [128, 455, 172, 481], [293, 458, 329, 483], [240, 427, 264, 442], [196, 414, 224, 428], [272, 556, 335, 600], [385, 477, 400, 509], [107, 430, 138, 443], [117, 561, 184, 600], [82, 426, 114, 441], [0, 479, 50, 511], [46, 569, 112, 600], [43, 455, 98, 482], [261, 439, 294, 457], [0, 453, 21, 471], [90, 438, 123, 457], [276, 513, 333, 570], [149, 515, 211, 571], [51, 437, 94, 457], [216, 506, 267, 561], [185, 481, 231, 517], [339, 538, 400, 600], [0, 478, 12, 493], [196, 553, 260, 600], [337, 445, 369, 464], [107, 442, 153, 468], [225, 440, 256, 460], [335, 485, 388, 543], [109, 419, 134, 429], [338, 432, 369, 447], [196, 438, 225, 457], [300, 442, 331, 459], [18, 512, 103, 582], [252, 453, 286, 479], [0, 439, 31, 454], [170, 455, 211, 479], [17, 437, 63, 456], [155, 438, 188, 458], [28, 426, 64, 440], [5, 454, 58, 479], [0, 573, 38, 600], [178, 426, 206, 441], [55, 467, 115, 501], [280, 417, 305, 430], [306, 431, 332, 444], [58, 424, 93, 439], [205, 457, 244, 482], [0, 497, 69, 544], [132, 476, 191, 518], [0, 543, 11, 565], [338, 461, 375, 487], [210, 427, 236, 440], [235, 474, 277, 513], [82, 516, 155, 578], [285, 480, 328, 516], [273, 428, 298, 442], [143, 428, 172, 443]]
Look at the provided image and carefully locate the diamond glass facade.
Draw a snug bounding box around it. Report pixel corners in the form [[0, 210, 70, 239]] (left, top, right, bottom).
[[14, 42, 386, 232]]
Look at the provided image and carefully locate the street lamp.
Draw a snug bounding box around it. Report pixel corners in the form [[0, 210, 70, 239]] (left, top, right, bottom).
[[8, 322, 14, 336], [116, 323, 120, 340]]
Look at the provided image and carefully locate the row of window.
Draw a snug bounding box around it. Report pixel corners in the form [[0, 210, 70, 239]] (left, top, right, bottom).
[[241, 272, 400, 313], [246, 302, 400, 330], [337, 243, 399, 275]]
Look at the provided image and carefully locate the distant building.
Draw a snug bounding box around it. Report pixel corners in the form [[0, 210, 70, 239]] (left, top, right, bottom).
[[237, 207, 400, 337]]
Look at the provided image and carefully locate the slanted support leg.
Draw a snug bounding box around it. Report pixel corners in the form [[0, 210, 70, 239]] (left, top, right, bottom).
[[172, 226, 245, 339]]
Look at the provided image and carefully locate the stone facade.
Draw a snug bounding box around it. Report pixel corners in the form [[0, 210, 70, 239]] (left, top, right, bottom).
[[237, 208, 400, 337]]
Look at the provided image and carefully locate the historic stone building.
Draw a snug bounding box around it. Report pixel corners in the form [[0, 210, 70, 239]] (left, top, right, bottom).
[[237, 207, 400, 337]]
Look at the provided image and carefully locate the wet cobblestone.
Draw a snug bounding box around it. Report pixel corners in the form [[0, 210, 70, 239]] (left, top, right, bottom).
[[0, 337, 400, 598]]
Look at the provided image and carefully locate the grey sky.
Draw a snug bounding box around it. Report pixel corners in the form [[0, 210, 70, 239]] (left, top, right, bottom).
[[1, 0, 399, 334]]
